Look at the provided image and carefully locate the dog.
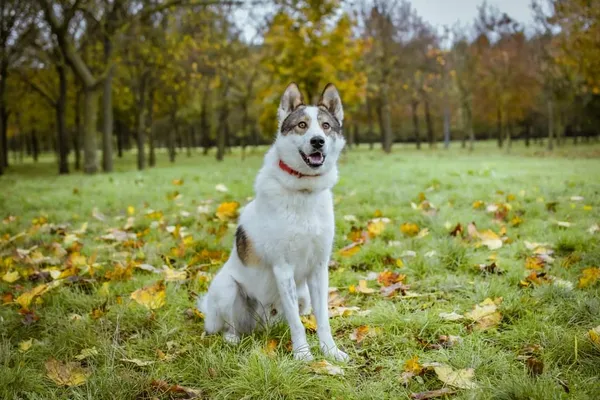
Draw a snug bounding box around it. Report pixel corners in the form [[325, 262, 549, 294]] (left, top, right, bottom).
[[197, 82, 348, 362]]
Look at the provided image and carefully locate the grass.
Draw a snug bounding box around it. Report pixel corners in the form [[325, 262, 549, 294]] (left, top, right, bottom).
[[1, 141, 600, 399]]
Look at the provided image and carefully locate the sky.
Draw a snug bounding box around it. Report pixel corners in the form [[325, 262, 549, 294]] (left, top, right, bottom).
[[411, 0, 535, 29]]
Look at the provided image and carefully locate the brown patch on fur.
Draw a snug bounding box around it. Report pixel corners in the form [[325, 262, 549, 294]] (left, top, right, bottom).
[[236, 225, 261, 266], [317, 107, 342, 136], [280, 106, 310, 135]]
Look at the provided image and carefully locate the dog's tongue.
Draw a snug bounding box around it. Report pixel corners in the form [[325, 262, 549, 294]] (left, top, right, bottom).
[[308, 152, 324, 164]]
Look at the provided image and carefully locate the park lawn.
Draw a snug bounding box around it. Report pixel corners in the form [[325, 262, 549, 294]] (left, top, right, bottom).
[[1, 142, 600, 400]]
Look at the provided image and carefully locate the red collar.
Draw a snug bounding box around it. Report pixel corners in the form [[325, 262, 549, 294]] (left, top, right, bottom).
[[278, 160, 320, 178]]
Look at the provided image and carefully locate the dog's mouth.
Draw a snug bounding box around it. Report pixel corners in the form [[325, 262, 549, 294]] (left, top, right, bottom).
[[299, 150, 326, 169]]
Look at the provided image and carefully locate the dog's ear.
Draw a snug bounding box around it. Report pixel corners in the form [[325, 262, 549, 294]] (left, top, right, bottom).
[[318, 83, 344, 125], [278, 83, 304, 122]]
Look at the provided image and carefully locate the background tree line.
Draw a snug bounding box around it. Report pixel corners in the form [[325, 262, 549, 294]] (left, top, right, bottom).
[[0, 0, 599, 175]]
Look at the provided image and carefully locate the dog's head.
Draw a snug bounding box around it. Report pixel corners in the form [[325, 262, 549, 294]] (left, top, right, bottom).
[[275, 83, 345, 176]]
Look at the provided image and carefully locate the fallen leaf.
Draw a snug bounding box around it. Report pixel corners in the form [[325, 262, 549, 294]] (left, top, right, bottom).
[[92, 207, 106, 222], [15, 283, 53, 309], [555, 221, 572, 228], [401, 223, 420, 237], [380, 282, 410, 297], [404, 355, 423, 375], [264, 339, 278, 356], [301, 314, 317, 332], [588, 326, 600, 346], [526, 357, 544, 377], [338, 242, 362, 257], [410, 388, 457, 399], [349, 325, 380, 344], [354, 279, 375, 294], [343, 215, 358, 222], [75, 347, 99, 361], [150, 379, 202, 399], [45, 359, 90, 387], [19, 338, 33, 352], [577, 267, 600, 288], [472, 200, 484, 209], [377, 270, 406, 287], [449, 223, 463, 237], [367, 219, 386, 238], [120, 358, 155, 366], [440, 311, 464, 322], [525, 257, 545, 270], [309, 360, 344, 376], [478, 262, 503, 274], [215, 183, 228, 193], [433, 365, 477, 389], [215, 201, 239, 221], [478, 229, 503, 250], [162, 266, 187, 282], [130, 280, 166, 310], [172, 179, 184, 186], [465, 298, 502, 330], [2, 270, 20, 283], [588, 224, 599, 234], [570, 196, 584, 202]]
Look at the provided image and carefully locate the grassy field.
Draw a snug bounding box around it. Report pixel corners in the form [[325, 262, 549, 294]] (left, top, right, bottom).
[[1, 141, 600, 399]]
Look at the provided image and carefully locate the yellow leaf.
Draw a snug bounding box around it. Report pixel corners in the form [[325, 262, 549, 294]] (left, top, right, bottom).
[[525, 257, 545, 270], [583, 205, 592, 211], [338, 242, 361, 257], [349, 325, 370, 343], [589, 326, 600, 346], [465, 298, 502, 330], [400, 223, 420, 237], [16, 283, 49, 309], [162, 266, 187, 282], [309, 360, 344, 376], [367, 220, 386, 238], [578, 267, 600, 288], [301, 314, 317, 332], [215, 202, 239, 221], [433, 365, 477, 389], [19, 338, 33, 353], [45, 359, 90, 387], [478, 230, 502, 250], [127, 206, 135, 216], [172, 179, 184, 186], [404, 355, 422, 374], [264, 339, 278, 356], [396, 258, 404, 268], [2, 270, 20, 283], [356, 280, 375, 294], [472, 200, 484, 209], [130, 280, 166, 310], [75, 347, 99, 361]]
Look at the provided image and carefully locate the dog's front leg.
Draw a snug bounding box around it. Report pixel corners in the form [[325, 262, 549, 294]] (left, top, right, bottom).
[[273, 264, 313, 361], [308, 264, 349, 362]]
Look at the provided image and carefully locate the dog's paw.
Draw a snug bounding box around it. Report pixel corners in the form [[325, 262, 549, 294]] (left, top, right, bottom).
[[223, 331, 240, 345], [323, 347, 349, 362], [293, 349, 314, 362]]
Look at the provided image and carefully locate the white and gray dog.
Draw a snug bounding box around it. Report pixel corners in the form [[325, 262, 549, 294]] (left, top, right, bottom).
[[198, 82, 348, 361]]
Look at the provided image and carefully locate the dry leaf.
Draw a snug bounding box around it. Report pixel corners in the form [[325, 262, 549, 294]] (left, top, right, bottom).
[[367, 219, 386, 238], [410, 388, 456, 399], [588, 326, 600, 346], [309, 360, 344, 376], [162, 266, 187, 282], [338, 242, 362, 257], [588, 224, 599, 234], [130, 280, 166, 310], [301, 314, 317, 332], [45, 359, 90, 387], [577, 267, 600, 288], [349, 325, 380, 344], [465, 298, 502, 330], [401, 223, 420, 237], [264, 339, 278, 356], [2, 270, 20, 283], [439, 312, 464, 321], [377, 270, 406, 287], [75, 347, 99, 361], [120, 358, 155, 366], [215, 202, 239, 221], [525, 257, 545, 270], [150, 379, 202, 399], [215, 183, 229, 193], [433, 365, 477, 389], [354, 280, 375, 294], [19, 338, 33, 352], [380, 282, 410, 297], [404, 355, 423, 375], [172, 179, 184, 186]]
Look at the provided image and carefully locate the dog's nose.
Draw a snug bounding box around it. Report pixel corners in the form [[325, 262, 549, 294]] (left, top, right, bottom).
[[310, 136, 325, 149]]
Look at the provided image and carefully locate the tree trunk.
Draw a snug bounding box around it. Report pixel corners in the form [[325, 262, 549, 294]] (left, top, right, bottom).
[[366, 98, 375, 150], [147, 88, 156, 167], [169, 111, 177, 163], [56, 63, 69, 174], [201, 81, 211, 155], [547, 98, 554, 151], [216, 84, 230, 161], [83, 87, 99, 174], [411, 100, 421, 150], [74, 89, 82, 170], [379, 84, 393, 153], [116, 119, 123, 158], [525, 124, 531, 147], [31, 129, 39, 162], [0, 59, 8, 170], [136, 76, 147, 170], [424, 97, 434, 148], [496, 106, 503, 148], [443, 102, 450, 149], [186, 126, 193, 157], [102, 68, 114, 172]]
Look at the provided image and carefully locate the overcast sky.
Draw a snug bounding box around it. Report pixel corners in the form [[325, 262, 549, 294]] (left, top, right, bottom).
[[412, 0, 535, 28]]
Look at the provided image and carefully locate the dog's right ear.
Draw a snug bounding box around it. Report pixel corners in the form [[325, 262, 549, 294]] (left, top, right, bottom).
[[278, 83, 304, 122]]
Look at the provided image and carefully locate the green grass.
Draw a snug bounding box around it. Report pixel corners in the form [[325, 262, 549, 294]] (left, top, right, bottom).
[[1, 141, 600, 399]]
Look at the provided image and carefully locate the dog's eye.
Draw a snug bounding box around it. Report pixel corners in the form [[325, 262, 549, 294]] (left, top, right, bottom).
[[298, 122, 307, 129], [322, 122, 330, 130]]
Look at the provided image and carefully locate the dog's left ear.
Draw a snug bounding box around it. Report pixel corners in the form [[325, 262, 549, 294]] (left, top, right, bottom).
[[318, 83, 344, 125], [278, 82, 304, 122]]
